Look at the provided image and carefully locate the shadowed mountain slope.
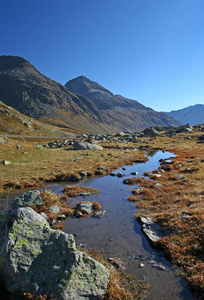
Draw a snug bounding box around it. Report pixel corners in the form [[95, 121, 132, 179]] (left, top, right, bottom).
[[65, 76, 181, 131], [0, 56, 181, 134], [0, 56, 109, 134]]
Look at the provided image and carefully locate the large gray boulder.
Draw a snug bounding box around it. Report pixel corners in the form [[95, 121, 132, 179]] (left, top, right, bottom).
[[142, 127, 161, 137], [11, 190, 43, 209], [0, 207, 110, 299], [73, 141, 103, 150]]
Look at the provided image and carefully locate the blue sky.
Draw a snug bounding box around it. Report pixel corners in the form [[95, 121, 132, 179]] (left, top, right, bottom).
[[0, 0, 203, 111]]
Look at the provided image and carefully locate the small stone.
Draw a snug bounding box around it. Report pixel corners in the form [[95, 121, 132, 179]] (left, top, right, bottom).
[[49, 206, 60, 214], [139, 263, 145, 268], [110, 172, 116, 176], [131, 171, 138, 175], [2, 160, 11, 165], [57, 214, 66, 220], [117, 172, 126, 178], [75, 211, 83, 218], [93, 210, 106, 218]]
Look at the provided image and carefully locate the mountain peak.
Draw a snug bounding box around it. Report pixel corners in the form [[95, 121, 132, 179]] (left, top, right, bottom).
[[0, 55, 32, 71]]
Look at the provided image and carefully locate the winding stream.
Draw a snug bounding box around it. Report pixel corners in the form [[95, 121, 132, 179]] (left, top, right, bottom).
[[44, 150, 194, 300], [1, 150, 195, 299]]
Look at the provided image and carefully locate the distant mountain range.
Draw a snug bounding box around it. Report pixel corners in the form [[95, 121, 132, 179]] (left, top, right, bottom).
[[163, 104, 204, 126], [0, 55, 181, 134]]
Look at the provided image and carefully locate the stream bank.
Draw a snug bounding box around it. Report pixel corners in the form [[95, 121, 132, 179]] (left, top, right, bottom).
[[44, 150, 194, 300]]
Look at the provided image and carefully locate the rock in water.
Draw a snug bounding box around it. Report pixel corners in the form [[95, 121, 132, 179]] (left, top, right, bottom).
[[11, 190, 43, 208], [0, 207, 110, 299]]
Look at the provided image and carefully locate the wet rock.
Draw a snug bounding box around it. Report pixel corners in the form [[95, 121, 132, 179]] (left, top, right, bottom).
[[79, 192, 91, 197], [162, 159, 173, 165], [75, 211, 83, 218], [0, 207, 110, 299], [131, 171, 138, 175], [138, 216, 168, 247], [123, 178, 131, 184], [77, 202, 93, 214], [132, 188, 143, 194], [152, 263, 166, 270], [117, 172, 126, 178], [110, 172, 116, 176], [93, 210, 106, 218], [11, 190, 43, 209]]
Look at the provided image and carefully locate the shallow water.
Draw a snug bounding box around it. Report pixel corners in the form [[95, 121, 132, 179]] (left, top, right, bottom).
[[44, 151, 194, 300]]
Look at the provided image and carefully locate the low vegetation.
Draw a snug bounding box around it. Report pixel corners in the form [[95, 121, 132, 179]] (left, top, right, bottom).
[[0, 125, 204, 298]]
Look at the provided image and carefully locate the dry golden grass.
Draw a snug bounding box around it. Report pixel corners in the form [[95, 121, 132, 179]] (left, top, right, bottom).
[[133, 131, 204, 296], [63, 185, 99, 197], [0, 138, 147, 193]]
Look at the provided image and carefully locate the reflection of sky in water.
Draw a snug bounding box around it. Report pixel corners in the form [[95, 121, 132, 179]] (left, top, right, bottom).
[[1, 150, 193, 299], [45, 150, 192, 300]]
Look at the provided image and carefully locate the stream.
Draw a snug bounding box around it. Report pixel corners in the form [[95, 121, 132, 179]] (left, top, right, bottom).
[[0, 150, 195, 299], [43, 150, 194, 300]]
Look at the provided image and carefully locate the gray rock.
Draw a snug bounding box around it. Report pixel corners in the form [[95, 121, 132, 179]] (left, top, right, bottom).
[[131, 171, 138, 175], [49, 205, 60, 214], [73, 141, 103, 150], [57, 214, 66, 220], [138, 216, 168, 247], [39, 212, 48, 220], [0, 137, 4, 144], [75, 211, 83, 218], [117, 172, 126, 178], [78, 202, 93, 214], [80, 171, 88, 177], [93, 210, 106, 218], [143, 127, 161, 137], [123, 178, 131, 184], [79, 192, 91, 197], [0, 207, 110, 299], [11, 190, 43, 209]]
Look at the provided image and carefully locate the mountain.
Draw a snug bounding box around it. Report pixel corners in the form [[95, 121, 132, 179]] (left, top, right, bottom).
[[0, 56, 181, 134], [163, 104, 204, 126], [65, 76, 181, 131], [0, 56, 108, 134]]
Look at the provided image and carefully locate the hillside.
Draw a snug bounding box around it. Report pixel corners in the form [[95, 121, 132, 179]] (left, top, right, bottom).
[[0, 56, 181, 134], [0, 56, 108, 134], [164, 104, 204, 125], [0, 100, 76, 138], [65, 76, 181, 131]]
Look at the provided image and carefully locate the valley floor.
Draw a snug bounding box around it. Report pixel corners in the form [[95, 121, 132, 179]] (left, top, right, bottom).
[[0, 128, 203, 299]]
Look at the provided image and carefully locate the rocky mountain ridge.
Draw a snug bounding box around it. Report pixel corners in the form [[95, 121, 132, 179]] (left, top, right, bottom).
[[0, 55, 181, 134], [65, 76, 181, 131]]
